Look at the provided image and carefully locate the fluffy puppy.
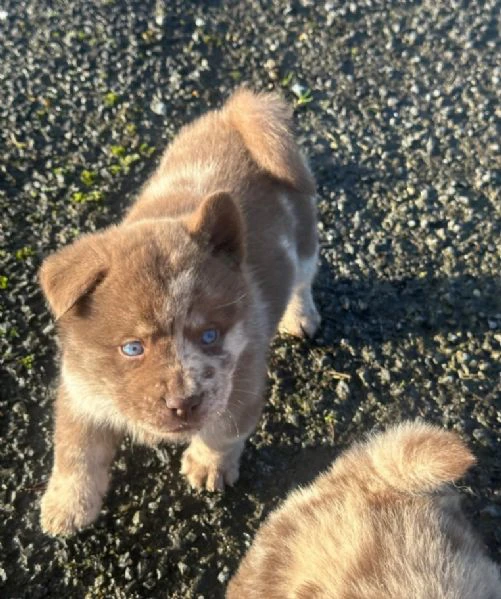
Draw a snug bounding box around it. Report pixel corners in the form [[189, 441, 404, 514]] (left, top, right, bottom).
[[39, 89, 320, 535], [227, 422, 501, 599]]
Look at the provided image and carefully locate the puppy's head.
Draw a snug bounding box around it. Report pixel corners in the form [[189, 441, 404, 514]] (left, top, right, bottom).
[[40, 192, 249, 439]]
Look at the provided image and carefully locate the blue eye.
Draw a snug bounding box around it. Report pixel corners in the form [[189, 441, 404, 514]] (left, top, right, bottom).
[[201, 328, 219, 345], [121, 341, 144, 357]]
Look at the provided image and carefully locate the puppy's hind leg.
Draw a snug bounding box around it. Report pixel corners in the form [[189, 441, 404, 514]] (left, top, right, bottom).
[[278, 248, 320, 339]]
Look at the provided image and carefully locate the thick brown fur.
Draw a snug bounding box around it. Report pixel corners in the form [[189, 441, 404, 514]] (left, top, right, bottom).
[[227, 421, 501, 599], [38, 89, 320, 535]]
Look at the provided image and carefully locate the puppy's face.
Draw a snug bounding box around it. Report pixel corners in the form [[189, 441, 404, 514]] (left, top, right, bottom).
[[41, 193, 249, 439]]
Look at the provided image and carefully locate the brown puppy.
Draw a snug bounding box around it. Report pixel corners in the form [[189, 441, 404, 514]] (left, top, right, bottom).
[[39, 89, 320, 535], [227, 422, 501, 599]]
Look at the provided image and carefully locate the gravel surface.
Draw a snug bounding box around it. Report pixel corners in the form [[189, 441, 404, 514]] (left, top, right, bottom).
[[1, 0, 500, 597]]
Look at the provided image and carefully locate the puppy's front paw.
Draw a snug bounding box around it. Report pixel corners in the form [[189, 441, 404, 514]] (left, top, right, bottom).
[[40, 476, 103, 536], [279, 290, 320, 339], [181, 444, 240, 491], [280, 306, 320, 338]]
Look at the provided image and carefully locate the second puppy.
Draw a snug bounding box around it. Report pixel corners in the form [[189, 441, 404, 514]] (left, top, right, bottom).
[[228, 422, 501, 598]]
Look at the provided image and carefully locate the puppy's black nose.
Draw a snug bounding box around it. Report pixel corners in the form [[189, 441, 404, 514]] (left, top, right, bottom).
[[165, 394, 202, 418]]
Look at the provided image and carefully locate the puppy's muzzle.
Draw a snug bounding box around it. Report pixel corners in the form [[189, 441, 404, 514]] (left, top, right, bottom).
[[164, 394, 202, 419]]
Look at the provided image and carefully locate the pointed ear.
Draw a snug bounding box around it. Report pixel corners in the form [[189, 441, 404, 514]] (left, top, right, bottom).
[[185, 192, 245, 263], [39, 232, 109, 319]]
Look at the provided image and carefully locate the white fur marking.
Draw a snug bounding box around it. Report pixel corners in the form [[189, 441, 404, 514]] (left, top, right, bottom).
[[277, 193, 296, 227], [62, 364, 130, 433], [295, 251, 318, 290], [150, 161, 221, 196], [223, 321, 248, 357]]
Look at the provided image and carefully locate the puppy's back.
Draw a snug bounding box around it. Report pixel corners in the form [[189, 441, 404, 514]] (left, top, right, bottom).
[[147, 88, 315, 201], [227, 422, 501, 599]]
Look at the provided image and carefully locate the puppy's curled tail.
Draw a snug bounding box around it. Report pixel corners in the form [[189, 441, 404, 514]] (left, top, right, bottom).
[[225, 88, 315, 195], [344, 421, 476, 495]]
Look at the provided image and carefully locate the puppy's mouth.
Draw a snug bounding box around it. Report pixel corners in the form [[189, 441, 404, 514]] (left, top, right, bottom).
[[133, 391, 226, 437], [151, 414, 201, 434], [163, 421, 199, 434], [138, 418, 200, 440], [150, 399, 209, 434]]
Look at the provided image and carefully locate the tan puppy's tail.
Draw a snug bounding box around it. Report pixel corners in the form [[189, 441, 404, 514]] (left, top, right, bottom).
[[340, 421, 476, 495], [224, 88, 316, 195]]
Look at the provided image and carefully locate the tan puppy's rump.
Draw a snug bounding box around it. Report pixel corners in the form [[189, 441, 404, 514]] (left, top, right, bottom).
[[227, 422, 501, 599]]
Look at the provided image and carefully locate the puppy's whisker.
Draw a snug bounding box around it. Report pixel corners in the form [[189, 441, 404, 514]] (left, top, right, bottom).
[[213, 292, 248, 310], [221, 408, 240, 438], [229, 397, 247, 407], [231, 388, 261, 398]]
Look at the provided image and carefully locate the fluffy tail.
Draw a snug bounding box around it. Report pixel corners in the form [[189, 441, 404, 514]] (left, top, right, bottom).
[[339, 421, 476, 495], [224, 88, 315, 195]]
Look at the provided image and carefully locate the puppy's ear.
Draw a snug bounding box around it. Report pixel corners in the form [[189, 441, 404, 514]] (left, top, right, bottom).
[[39, 232, 109, 319], [185, 191, 245, 263]]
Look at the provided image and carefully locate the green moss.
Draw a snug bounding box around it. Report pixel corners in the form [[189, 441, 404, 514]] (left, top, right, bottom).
[[8, 327, 19, 338], [110, 145, 126, 157], [71, 190, 104, 203], [280, 72, 293, 87], [123, 153, 140, 165], [109, 164, 122, 176], [80, 169, 97, 186], [121, 153, 140, 167], [296, 88, 313, 106], [139, 143, 155, 157], [71, 191, 85, 203], [103, 91, 119, 107], [19, 355, 34, 370], [15, 247, 34, 260], [125, 123, 137, 136], [324, 412, 336, 425], [0, 275, 8, 289], [87, 190, 104, 202]]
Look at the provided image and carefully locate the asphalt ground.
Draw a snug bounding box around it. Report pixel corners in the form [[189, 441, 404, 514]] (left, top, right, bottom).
[[0, 0, 500, 597]]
